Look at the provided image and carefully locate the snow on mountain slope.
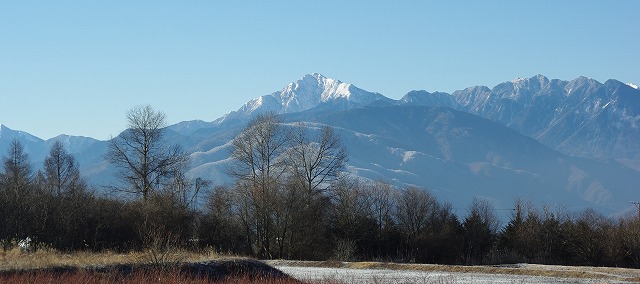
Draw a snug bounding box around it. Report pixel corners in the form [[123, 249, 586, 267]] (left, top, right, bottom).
[[299, 105, 640, 215], [398, 90, 460, 109], [167, 120, 215, 136], [2, 73, 639, 217], [399, 75, 640, 169], [215, 73, 386, 123]]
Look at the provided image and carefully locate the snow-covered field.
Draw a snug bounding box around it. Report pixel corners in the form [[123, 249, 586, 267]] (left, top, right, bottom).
[[275, 265, 635, 284]]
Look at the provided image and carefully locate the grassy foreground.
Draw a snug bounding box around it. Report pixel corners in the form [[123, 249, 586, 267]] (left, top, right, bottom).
[[0, 271, 304, 284], [0, 248, 299, 283], [0, 247, 210, 271], [3, 248, 640, 283]]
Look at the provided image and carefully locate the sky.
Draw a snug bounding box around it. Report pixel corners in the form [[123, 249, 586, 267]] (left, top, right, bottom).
[[1, 1, 638, 140]]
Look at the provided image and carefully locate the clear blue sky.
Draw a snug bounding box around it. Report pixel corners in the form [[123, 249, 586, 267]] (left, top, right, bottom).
[[1, 1, 638, 140]]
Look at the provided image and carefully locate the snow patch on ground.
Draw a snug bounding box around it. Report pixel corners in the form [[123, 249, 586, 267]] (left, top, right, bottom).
[[277, 266, 619, 284]]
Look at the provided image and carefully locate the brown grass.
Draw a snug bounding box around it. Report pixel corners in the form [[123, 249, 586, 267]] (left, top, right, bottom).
[[0, 247, 300, 284], [0, 246, 222, 271], [4, 249, 640, 283], [0, 269, 305, 284]]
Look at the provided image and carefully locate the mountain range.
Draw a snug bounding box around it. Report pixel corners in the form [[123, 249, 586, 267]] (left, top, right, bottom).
[[2, 73, 639, 218]]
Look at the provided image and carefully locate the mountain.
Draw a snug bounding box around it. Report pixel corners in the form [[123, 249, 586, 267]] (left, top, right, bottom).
[[0, 124, 106, 182], [0, 124, 46, 162], [1, 73, 639, 218], [438, 75, 640, 169], [166, 120, 215, 136], [214, 73, 388, 124], [180, 104, 640, 217], [0, 124, 43, 145], [300, 106, 640, 214], [398, 90, 459, 109]]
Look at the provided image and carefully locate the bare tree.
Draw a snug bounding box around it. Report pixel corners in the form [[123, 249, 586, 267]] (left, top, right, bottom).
[[331, 177, 374, 260], [0, 139, 34, 240], [228, 112, 287, 189], [107, 105, 186, 201], [228, 112, 287, 258], [370, 181, 395, 232], [286, 123, 347, 199], [565, 208, 612, 266], [462, 197, 499, 264], [44, 140, 83, 196], [163, 161, 206, 210], [369, 181, 396, 257], [200, 185, 246, 254], [395, 187, 438, 240], [281, 123, 347, 258]]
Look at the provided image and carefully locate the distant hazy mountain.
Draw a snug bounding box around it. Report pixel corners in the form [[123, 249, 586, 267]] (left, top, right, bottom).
[[0, 124, 43, 152], [0, 124, 107, 182], [302, 106, 639, 214], [1, 73, 638, 218], [0, 124, 47, 173], [413, 75, 640, 170], [398, 90, 459, 109]]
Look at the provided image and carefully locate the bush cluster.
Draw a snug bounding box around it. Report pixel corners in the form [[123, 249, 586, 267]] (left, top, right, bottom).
[[199, 181, 640, 268], [2, 135, 639, 269]]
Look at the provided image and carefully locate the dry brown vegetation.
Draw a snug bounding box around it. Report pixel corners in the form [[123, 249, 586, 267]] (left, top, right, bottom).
[[0, 246, 216, 271], [0, 248, 300, 283], [3, 249, 640, 283], [4, 116, 640, 270], [0, 271, 304, 284]]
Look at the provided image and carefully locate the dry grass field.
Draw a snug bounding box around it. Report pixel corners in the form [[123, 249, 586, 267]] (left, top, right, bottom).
[[2, 248, 640, 283], [0, 270, 305, 284], [0, 248, 297, 283], [0, 247, 208, 271]]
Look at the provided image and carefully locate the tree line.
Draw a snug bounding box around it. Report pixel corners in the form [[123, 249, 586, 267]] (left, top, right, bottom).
[[1, 106, 639, 268]]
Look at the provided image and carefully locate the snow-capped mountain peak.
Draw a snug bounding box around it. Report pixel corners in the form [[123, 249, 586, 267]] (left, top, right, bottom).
[[628, 83, 638, 90], [3, 74, 640, 219], [511, 77, 527, 84], [291, 73, 352, 101], [222, 73, 387, 121]]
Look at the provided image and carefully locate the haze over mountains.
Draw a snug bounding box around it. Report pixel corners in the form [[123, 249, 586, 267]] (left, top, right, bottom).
[[1, 73, 639, 218]]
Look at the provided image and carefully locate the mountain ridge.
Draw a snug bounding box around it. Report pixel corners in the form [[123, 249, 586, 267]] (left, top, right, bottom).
[[213, 73, 388, 125], [446, 75, 640, 165], [1, 73, 639, 217]]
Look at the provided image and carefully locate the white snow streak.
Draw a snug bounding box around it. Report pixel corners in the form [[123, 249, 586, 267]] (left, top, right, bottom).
[[277, 266, 613, 284]]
